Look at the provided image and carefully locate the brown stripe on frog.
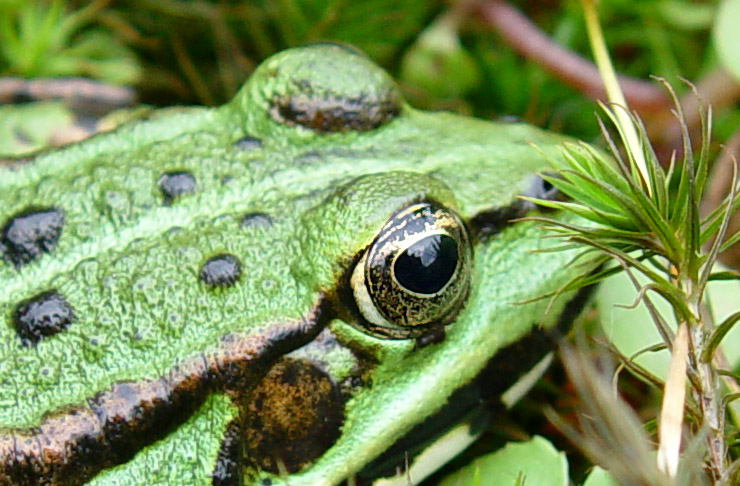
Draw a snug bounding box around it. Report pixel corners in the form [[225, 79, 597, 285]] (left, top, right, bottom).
[[0, 296, 328, 486], [210, 418, 243, 486], [269, 85, 401, 133]]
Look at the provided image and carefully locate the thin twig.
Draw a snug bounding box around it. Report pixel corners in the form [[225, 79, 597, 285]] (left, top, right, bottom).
[[475, 0, 668, 112], [0, 78, 135, 107]]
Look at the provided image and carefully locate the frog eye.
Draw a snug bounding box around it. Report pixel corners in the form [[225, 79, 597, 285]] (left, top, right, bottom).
[[349, 202, 472, 339]]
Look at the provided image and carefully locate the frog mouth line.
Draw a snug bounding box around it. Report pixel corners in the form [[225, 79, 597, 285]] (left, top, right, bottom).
[[0, 295, 329, 486]]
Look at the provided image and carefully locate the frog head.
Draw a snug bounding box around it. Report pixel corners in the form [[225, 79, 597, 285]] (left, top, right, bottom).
[[0, 44, 593, 486]]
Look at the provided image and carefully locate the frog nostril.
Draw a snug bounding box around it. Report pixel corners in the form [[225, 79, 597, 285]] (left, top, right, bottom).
[[260, 46, 402, 133], [526, 173, 560, 202], [270, 91, 401, 133]]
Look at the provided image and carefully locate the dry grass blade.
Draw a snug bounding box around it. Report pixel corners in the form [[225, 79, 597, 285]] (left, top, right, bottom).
[[657, 323, 689, 478], [549, 344, 674, 486]]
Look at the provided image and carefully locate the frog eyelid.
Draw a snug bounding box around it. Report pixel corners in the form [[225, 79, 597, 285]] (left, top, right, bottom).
[[350, 251, 394, 330]]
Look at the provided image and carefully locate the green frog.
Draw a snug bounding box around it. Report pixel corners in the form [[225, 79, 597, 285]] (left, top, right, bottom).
[[0, 44, 594, 486]]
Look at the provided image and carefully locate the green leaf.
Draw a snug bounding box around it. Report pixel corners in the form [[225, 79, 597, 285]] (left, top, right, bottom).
[[707, 271, 740, 281], [560, 148, 681, 259], [702, 311, 740, 363], [438, 436, 568, 486], [700, 192, 737, 291], [540, 172, 623, 215], [714, 0, 740, 83], [719, 225, 740, 254], [583, 466, 619, 486]]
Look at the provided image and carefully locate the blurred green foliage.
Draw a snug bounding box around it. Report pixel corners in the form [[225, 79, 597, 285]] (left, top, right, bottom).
[[0, 0, 728, 142], [0, 0, 140, 84], [714, 0, 740, 83]]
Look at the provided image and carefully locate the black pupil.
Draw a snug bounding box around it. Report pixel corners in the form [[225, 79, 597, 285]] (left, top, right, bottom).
[[394, 234, 458, 295]]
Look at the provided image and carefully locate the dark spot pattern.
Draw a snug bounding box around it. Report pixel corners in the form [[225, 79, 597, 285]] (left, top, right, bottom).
[[240, 213, 273, 229], [270, 92, 400, 133], [13, 290, 75, 346], [242, 359, 344, 474], [233, 136, 263, 150], [200, 254, 242, 287], [1, 207, 64, 267], [157, 171, 197, 204]]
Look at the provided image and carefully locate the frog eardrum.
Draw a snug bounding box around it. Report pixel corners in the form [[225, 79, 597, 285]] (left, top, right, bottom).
[[350, 201, 472, 339]]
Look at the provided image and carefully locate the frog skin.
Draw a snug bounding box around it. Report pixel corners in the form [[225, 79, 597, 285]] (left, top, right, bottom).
[[0, 44, 594, 486]]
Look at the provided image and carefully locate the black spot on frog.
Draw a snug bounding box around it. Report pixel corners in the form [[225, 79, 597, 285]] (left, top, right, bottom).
[[200, 254, 242, 287], [157, 171, 197, 204], [1, 207, 64, 267], [13, 290, 75, 346], [233, 136, 263, 150], [240, 213, 273, 229]]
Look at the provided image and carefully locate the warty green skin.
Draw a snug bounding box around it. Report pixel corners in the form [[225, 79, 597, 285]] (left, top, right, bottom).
[[0, 45, 589, 485]]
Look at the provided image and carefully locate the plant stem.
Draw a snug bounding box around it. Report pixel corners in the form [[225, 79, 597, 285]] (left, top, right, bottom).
[[580, 0, 651, 195], [684, 279, 726, 480]]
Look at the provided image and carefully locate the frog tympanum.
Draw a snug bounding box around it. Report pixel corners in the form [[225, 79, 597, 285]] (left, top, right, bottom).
[[0, 44, 594, 486]]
